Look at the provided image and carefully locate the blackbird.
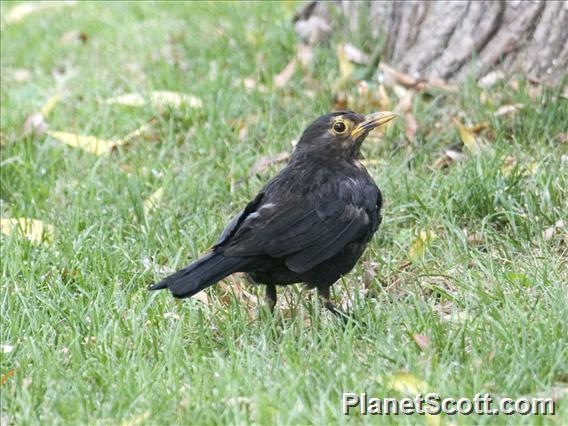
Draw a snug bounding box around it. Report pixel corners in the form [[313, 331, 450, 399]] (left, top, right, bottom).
[[150, 111, 397, 315]]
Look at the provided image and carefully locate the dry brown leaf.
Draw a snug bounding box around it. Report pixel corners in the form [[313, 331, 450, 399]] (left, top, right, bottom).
[[1, 370, 14, 386], [143, 188, 164, 215], [5, 1, 77, 24], [60, 30, 88, 44], [120, 121, 156, 145], [466, 121, 490, 135], [433, 148, 466, 169], [501, 155, 517, 175], [543, 219, 565, 241], [143, 257, 174, 276], [242, 78, 257, 90], [13, 68, 32, 82], [495, 103, 524, 117], [438, 310, 472, 324], [193, 291, 210, 306], [163, 312, 181, 321], [379, 63, 456, 92], [396, 90, 413, 114], [453, 117, 483, 153], [296, 43, 314, 69], [464, 229, 485, 246], [413, 334, 430, 351], [106, 91, 202, 109], [380, 63, 417, 89], [273, 58, 297, 88], [228, 115, 258, 142], [404, 113, 418, 142], [377, 84, 392, 111], [23, 112, 48, 136], [408, 230, 437, 261], [478, 70, 505, 88], [1, 218, 54, 244], [249, 152, 290, 175], [52, 63, 79, 87], [343, 43, 369, 65]]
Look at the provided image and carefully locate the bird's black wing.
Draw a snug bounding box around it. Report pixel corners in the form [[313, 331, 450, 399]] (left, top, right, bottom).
[[214, 191, 265, 247], [219, 195, 372, 274]]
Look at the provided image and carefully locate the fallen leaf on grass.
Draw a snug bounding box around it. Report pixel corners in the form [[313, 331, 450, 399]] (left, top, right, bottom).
[[453, 118, 485, 153], [334, 44, 355, 90], [385, 372, 428, 395], [464, 228, 485, 246], [47, 121, 153, 155], [142, 257, 174, 275], [433, 148, 466, 169], [13, 68, 32, 82], [106, 91, 202, 110], [5, 1, 77, 24], [543, 219, 565, 241], [273, 58, 297, 88], [501, 155, 517, 175], [40, 93, 64, 117], [23, 112, 48, 136], [466, 121, 490, 134], [1, 218, 54, 244], [495, 103, 524, 117], [380, 63, 456, 92], [163, 312, 181, 321], [384, 372, 440, 425], [47, 131, 117, 156], [404, 113, 417, 142], [1, 371, 14, 386], [143, 188, 164, 215], [51, 63, 79, 87], [60, 30, 88, 45], [413, 334, 430, 351], [438, 310, 472, 324], [408, 230, 437, 261], [478, 70, 505, 88], [1, 345, 14, 354], [343, 43, 369, 65], [228, 114, 258, 141], [249, 152, 290, 175], [193, 291, 210, 306]]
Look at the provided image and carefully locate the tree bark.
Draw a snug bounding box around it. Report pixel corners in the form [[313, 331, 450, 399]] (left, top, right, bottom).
[[294, 1, 568, 84]]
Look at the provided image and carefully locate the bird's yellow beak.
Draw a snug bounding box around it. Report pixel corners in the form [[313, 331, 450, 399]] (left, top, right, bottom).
[[352, 111, 398, 139]]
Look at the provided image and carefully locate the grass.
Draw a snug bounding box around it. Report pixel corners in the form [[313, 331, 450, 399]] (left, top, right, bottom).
[[1, 1, 567, 425]]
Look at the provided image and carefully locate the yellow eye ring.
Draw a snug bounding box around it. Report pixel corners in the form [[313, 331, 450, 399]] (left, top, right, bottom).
[[332, 120, 347, 134]]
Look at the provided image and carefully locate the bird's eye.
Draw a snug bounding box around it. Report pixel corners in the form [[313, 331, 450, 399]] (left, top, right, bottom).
[[333, 121, 347, 134]]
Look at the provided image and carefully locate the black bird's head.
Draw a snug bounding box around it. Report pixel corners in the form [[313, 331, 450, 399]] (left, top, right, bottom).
[[294, 111, 397, 160]]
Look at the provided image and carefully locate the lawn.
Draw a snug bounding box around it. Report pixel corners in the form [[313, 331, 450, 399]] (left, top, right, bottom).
[[1, 1, 567, 425]]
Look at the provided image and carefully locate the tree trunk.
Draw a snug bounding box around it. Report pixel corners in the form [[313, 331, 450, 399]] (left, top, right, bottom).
[[294, 1, 568, 84]]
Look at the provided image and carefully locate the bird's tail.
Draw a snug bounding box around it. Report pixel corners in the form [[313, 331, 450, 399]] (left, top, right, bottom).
[[149, 252, 249, 299]]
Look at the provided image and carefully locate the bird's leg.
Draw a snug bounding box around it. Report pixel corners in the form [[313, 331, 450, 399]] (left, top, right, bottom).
[[318, 286, 348, 319], [265, 284, 277, 312]]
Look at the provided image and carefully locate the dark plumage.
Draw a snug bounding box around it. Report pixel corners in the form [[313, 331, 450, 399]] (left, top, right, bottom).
[[150, 111, 397, 314]]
